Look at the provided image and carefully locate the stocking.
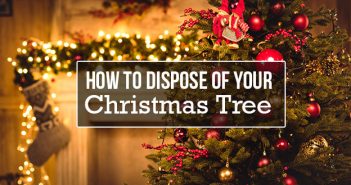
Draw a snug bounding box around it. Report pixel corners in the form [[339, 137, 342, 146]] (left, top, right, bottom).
[[22, 80, 71, 166]]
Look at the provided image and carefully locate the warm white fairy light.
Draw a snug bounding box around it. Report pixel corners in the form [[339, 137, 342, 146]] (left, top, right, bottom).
[[91, 52, 97, 58], [98, 30, 105, 37], [10, 30, 197, 184], [105, 34, 112, 40], [160, 45, 167, 52], [70, 43, 77, 49], [110, 50, 116, 56], [99, 47, 105, 54], [114, 32, 121, 38], [31, 42, 37, 47]]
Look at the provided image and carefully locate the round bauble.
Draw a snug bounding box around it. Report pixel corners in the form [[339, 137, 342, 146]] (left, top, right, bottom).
[[275, 138, 289, 151], [218, 166, 234, 182], [173, 128, 188, 143], [205, 129, 221, 140], [295, 135, 329, 162], [211, 114, 229, 126], [283, 175, 298, 185], [248, 14, 265, 32], [307, 101, 321, 118], [292, 14, 309, 31], [271, 1, 285, 16], [258, 156, 271, 167], [256, 49, 284, 74]]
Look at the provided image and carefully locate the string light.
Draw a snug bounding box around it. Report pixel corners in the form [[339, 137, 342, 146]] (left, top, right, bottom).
[[16, 104, 52, 185], [8, 30, 197, 184]]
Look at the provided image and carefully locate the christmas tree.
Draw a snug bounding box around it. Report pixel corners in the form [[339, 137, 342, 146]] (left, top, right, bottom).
[[143, 0, 351, 184]]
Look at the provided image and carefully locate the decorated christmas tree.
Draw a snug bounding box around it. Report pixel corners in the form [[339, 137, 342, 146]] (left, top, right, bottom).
[[143, 0, 351, 184]]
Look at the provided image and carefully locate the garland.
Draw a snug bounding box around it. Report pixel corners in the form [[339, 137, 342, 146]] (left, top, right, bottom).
[[6, 31, 197, 185], [8, 31, 198, 86]]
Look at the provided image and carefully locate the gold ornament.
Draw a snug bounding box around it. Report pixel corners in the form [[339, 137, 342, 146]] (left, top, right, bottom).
[[295, 135, 329, 162], [218, 161, 234, 182]]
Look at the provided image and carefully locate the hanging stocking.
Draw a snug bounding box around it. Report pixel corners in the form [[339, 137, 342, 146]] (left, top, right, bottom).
[[22, 80, 71, 166]]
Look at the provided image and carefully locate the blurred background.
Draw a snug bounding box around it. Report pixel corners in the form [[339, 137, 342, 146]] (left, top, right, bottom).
[[0, 0, 350, 185]]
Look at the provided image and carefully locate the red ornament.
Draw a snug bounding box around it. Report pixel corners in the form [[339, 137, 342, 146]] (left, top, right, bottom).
[[258, 156, 271, 167], [256, 49, 284, 74], [205, 129, 221, 140], [248, 14, 265, 32], [307, 102, 321, 118], [292, 14, 309, 31], [283, 175, 298, 185], [271, 1, 285, 16], [74, 55, 83, 61], [173, 128, 188, 143], [275, 138, 289, 151], [211, 114, 229, 126]]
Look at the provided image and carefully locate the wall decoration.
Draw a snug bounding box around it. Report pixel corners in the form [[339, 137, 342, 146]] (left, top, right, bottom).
[[0, 0, 13, 16]]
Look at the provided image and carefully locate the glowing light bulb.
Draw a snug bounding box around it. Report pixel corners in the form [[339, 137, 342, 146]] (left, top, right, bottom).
[[70, 43, 77, 49], [52, 55, 57, 61], [114, 32, 121, 38], [51, 93, 57, 99], [99, 47, 105, 54], [27, 177, 33, 182], [98, 30, 105, 37], [110, 50, 116, 56], [54, 107, 60, 112], [160, 45, 167, 52], [91, 52, 97, 58], [43, 73, 49, 80], [21, 131, 27, 136], [105, 34, 112, 40]]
